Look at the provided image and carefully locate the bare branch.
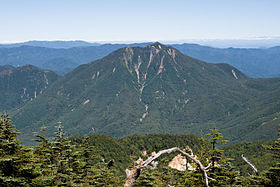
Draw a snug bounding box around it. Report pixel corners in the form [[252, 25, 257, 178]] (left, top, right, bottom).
[[207, 176, 215, 181], [124, 147, 213, 187], [205, 163, 211, 170], [146, 161, 158, 170], [241, 154, 259, 176]]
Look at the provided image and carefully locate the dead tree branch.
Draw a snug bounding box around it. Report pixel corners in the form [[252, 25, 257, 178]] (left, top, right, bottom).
[[241, 154, 259, 176], [124, 147, 213, 187]]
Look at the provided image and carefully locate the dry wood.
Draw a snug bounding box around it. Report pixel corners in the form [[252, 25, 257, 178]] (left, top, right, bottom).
[[241, 154, 259, 175], [124, 147, 213, 187]]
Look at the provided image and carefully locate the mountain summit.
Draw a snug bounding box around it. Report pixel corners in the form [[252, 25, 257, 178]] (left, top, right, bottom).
[[12, 43, 280, 144]]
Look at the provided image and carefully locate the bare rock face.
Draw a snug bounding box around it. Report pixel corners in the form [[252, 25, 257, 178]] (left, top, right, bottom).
[[168, 154, 187, 171]]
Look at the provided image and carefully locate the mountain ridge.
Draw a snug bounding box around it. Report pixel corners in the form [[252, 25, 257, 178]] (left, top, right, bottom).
[[0, 64, 59, 112], [0, 42, 279, 77], [0, 40, 101, 48], [9, 43, 280, 144]]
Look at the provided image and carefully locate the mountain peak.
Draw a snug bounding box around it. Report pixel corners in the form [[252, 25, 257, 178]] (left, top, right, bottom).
[[149, 42, 166, 49], [151, 41, 162, 45], [11, 41, 279, 145]]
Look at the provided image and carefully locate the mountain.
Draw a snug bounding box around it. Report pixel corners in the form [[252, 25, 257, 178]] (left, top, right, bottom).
[[173, 44, 280, 78], [179, 37, 280, 48], [0, 43, 150, 75], [0, 42, 279, 77], [0, 40, 101, 48], [10, 43, 280, 144], [0, 64, 15, 72], [0, 65, 59, 112]]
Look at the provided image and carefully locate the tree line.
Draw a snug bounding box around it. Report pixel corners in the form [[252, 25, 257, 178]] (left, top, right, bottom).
[[0, 113, 279, 186]]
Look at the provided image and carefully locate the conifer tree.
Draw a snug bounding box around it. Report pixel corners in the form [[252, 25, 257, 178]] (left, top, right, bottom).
[[32, 126, 58, 186], [133, 169, 156, 187], [33, 124, 85, 186], [206, 127, 238, 186], [206, 127, 228, 166], [0, 114, 38, 186]]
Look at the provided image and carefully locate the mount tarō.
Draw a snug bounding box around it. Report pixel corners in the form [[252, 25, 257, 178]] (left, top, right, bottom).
[[9, 43, 280, 144]]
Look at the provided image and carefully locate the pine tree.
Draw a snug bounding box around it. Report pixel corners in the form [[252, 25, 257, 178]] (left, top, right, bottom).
[[206, 127, 229, 166], [33, 124, 85, 186], [133, 169, 157, 187], [32, 126, 57, 186], [0, 113, 38, 186], [206, 127, 238, 186]]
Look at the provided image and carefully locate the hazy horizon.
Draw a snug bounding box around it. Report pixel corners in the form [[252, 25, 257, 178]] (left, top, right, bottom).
[[1, 37, 280, 48], [1, 0, 279, 45]]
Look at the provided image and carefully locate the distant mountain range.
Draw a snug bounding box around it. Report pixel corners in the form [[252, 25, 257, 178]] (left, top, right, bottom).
[[172, 44, 280, 78], [8, 43, 279, 144], [2, 38, 280, 48], [0, 40, 101, 48], [176, 37, 280, 48], [0, 43, 150, 75], [0, 41, 279, 77]]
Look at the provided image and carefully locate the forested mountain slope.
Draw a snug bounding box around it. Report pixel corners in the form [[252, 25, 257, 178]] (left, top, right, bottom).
[[0, 65, 59, 112], [10, 43, 280, 144]]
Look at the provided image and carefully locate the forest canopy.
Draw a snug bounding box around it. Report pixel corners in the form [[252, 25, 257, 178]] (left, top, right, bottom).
[[0, 114, 279, 186]]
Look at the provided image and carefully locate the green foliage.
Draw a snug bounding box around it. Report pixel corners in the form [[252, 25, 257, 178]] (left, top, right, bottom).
[[202, 128, 237, 186], [223, 128, 280, 186], [0, 65, 59, 112], [0, 114, 39, 186], [134, 169, 157, 187], [264, 129, 280, 159], [0, 113, 19, 155], [32, 124, 122, 186], [263, 129, 280, 186], [119, 134, 206, 156], [9, 43, 280, 145], [1, 113, 280, 186], [224, 140, 276, 176], [0, 116, 123, 186], [206, 127, 229, 166]]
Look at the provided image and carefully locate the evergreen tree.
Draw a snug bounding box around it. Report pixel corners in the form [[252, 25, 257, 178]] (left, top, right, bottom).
[[32, 124, 123, 186], [206, 127, 238, 186], [0, 114, 38, 186], [133, 169, 157, 187], [33, 124, 85, 186], [206, 127, 229, 166], [32, 126, 58, 186]]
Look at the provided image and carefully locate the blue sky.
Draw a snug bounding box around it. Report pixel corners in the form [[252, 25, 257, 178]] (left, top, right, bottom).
[[0, 0, 279, 43]]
